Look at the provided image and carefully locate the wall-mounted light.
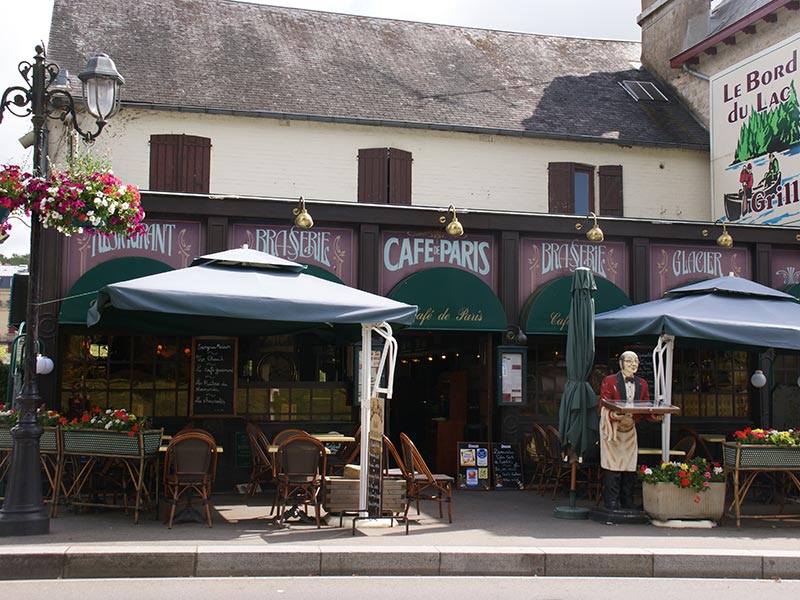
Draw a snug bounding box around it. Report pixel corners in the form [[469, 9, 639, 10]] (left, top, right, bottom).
[[35, 354, 54, 375], [439, 205, 464, 237], [715, 219, 733, 248], [292, 196, 314, 229], [576, 212, 604, 243], [750, 369, 767, 388]]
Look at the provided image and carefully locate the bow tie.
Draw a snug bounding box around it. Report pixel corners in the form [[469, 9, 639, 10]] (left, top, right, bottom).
[[624, 377, 636, 383]]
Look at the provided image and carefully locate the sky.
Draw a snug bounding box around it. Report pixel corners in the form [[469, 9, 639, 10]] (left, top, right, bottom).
[[0, 0, 643, 256]]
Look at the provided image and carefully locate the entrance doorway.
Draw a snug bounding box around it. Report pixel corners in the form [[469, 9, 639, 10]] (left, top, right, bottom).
[[390, 332, 490, 476]]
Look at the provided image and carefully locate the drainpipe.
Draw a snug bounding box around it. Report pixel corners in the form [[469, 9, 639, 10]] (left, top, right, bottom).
[[682, 63, 710, 81]]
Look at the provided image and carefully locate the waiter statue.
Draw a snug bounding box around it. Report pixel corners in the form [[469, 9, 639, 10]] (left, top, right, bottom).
[[593, 351, 661, 523]]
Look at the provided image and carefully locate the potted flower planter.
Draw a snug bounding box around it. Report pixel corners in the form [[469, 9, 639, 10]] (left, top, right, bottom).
[[723, 442, 800, 469], [0, 425, 59, 453], [61, 428, 162, 457], [642, 481, 726, 521]]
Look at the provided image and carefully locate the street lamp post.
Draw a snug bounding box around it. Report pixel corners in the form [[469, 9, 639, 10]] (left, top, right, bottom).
[[0, 45, 123, 536]]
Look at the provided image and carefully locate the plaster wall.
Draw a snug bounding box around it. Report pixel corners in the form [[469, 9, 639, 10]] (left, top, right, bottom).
[[47, 109, 711, 222]]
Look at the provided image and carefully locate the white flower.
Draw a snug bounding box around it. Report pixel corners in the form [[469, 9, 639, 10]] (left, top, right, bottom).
[[713, 466, 723, 475], [105, 421, 113, 430], [643, 468, 653, 475]]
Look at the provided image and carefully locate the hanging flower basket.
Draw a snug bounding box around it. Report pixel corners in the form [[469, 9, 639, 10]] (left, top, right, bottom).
[[0, 162, 145, 239]]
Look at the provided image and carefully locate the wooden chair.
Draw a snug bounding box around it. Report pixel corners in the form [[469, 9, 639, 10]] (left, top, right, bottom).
[[383, 434, 408, 479], [275, 434, 327, 528], [245, 422, 273, 497], [326, 426, 362, 476], [272, 428, 308, 446], [678, 426, 715, 462], [543, 425, 571, 498], [399, 432, 453, 534], [672, 435, 697, 461], [525, 423, 549, 492], [162, 429, 218, 528]]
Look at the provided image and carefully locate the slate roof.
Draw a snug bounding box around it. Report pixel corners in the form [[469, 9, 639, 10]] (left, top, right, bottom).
[[47, 0, 709, 149]]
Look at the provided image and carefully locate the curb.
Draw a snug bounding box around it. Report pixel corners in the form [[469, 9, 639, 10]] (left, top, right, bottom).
[[1, 546, 799, 579]]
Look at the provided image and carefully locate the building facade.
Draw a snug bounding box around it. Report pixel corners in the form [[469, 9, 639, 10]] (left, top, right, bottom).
[[26, 0, 799, 485]]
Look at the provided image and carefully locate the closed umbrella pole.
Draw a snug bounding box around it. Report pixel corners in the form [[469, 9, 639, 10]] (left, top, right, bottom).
[[554, 268, 599, 520]]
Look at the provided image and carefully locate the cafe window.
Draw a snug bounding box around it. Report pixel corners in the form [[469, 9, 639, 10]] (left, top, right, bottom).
[[59, 333, 193, 419], [548, 163, 623, 216], [671, 348, 750, 418], [235, 334, 352, 422]]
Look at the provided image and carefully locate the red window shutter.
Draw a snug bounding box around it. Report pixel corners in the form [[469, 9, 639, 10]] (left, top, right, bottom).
[[358, 148, 389, 203], [548, 162, 574, 214], [181, 135, 212, 194], [149, 134, 180, 191], [149, 134, 211, 193], [599, 165, 623, 217], [388, 148, 412, 205]]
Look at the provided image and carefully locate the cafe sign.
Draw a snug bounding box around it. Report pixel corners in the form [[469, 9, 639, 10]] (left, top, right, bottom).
[[231, 224, 356, 286], [380, 230, 496, 295], [519, 236, 628, 305], [64, 219, 201, 291], [710, 34, 800, 226], [772, 248, 800, 288], [649, 243, 751, 299]]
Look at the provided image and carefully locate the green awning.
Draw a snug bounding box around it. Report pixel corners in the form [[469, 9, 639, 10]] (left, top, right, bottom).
[[59, 257, 173, 325], [522, 275, 631, 335], [388, 267, 507, 331], [782, 283, 800, 299], [303, 264, 344, 284]]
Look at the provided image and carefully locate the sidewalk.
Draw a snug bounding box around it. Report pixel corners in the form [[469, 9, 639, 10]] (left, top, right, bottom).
[[0, 489, 798, 580]]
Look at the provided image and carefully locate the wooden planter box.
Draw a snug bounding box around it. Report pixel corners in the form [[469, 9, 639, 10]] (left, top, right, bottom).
[[643, 482, 725, 521], [62, 428, 162, 457], [723, 442, 800, 469], [324, 476, 407, 515]]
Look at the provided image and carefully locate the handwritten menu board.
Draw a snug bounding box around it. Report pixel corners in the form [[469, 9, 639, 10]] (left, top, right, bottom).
[[456, 442, 491, 490], [191, 337, 237, 416], [367, 396, 384, 517], [491, 443, 524, 490]]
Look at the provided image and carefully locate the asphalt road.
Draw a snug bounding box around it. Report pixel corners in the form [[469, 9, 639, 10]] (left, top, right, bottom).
[[5, 577, 800, 599]]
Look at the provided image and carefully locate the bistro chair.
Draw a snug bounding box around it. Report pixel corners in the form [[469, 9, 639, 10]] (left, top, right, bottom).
[[162, 429, 218, 528], [543, 425, 571, 498], [275, 434, 327, 528], [525, 423, 549, 492], [671, 435, 697, 461], [326, 425, 361, 476], [399, 432, 453, 534], [678, 426, 715, 462], [245, 422, 273, 497], [272, 428, 309, 447]]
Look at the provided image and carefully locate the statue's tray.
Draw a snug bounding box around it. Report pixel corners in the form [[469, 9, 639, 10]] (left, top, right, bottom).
[[601, 400, 681, 415]]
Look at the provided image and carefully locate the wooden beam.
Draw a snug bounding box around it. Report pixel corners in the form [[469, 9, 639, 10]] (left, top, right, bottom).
[[743, 25, 757, 34], [704, 46, 718, 56], [763, 13, 778, 22], [723, 36, 736, 46]]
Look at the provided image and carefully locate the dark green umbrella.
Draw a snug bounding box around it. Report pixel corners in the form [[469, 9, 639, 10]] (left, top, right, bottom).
[[554, 267, 599, 519]]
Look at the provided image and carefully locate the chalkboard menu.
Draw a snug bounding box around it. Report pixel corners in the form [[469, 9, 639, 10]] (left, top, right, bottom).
[[191, 337, 238, 416], [491, 443, 524, 490], [456, 442, 491, 490], [367, 396, 384, 517]]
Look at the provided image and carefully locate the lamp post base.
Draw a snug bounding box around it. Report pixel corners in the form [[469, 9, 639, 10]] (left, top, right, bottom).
[[0, 509, 50, 536]]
